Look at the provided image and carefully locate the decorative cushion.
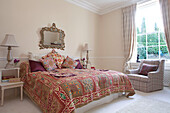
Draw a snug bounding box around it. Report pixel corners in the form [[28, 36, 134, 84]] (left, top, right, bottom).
[[41, 52, 53, 59], [41, 49, 65, 69], [40, 56, 57, 71], [75, 59, 83, 69], [62, 56, 78, 69], [139, 63, 158, 75], [29, 60, 46, 72], [52, 53, 65, 69]]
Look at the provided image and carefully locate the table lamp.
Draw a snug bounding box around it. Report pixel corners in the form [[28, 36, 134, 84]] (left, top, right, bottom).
[[83, 43, 92, 68], [1, 34, 19, 68]]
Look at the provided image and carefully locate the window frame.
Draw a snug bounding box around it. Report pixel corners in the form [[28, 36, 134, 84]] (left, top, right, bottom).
[[135, 0, 170, 61]]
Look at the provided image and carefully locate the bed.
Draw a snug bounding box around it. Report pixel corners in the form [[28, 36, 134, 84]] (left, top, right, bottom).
[[20, 61, 135, 113]]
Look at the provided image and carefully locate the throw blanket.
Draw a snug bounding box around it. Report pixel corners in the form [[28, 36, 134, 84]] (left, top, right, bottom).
[[20, 62, 135, 113]]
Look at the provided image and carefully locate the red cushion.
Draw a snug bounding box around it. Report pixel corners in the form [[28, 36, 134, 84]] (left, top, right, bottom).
[[139, 63, 158, 76]]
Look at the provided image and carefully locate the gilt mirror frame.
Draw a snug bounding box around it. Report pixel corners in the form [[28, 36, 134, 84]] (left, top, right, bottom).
[[39, 23, 65, 50]]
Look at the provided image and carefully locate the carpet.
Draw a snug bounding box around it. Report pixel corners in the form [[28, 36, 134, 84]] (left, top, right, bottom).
[[116, 98, 170, 113]]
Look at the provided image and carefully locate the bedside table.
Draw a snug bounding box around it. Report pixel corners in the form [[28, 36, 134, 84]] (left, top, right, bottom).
[[0, 68, 23, 106]]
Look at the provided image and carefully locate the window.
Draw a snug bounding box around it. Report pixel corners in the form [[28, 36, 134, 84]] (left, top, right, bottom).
[[136, 0, 170, 60]]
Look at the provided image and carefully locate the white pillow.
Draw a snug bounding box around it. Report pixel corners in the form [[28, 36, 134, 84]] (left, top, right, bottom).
[[28, 52, 46, 61]]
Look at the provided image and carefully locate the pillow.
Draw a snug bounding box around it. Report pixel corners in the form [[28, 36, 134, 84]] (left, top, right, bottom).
[[75, 59, 83, 69], [62, 56, 78, 69], [40, 56, 57, 71], [29, 60, 46, 72], [139, 63, 158, 76], [41, 52, 53, 59], [52, 53, 64, 69], [41, 50, 65, 69], [28, 52, 47, 61]]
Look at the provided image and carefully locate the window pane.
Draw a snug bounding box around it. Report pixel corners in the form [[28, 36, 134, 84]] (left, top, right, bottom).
[[160, 32, 166, 45], [147, 33, 158, 46], [136, 1, 169, 60], [148, 46, 159, 59], [160, 46, 170, 59], [137, 35, 146, 47], [137, 47, 146, 59]]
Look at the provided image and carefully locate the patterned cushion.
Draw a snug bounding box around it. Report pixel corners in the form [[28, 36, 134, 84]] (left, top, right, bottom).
[[52, 53, 65, 69], [41, 50, 65, 69], [62, 56, 78, 69], [40, 56, 57, 71], [41, 52, 53, 59], [138, 63, 158, 76]]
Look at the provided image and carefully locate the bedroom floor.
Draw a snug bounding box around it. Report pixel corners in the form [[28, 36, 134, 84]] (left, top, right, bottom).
[[0, 87, 170, 113]]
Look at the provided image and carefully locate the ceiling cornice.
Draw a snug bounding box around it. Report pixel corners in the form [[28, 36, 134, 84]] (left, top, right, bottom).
[[65, 0, 150, 15], [65, 0, 101, 14]]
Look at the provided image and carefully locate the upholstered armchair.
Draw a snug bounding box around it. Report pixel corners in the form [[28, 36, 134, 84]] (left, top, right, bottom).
[[127, 59, 165, 92]]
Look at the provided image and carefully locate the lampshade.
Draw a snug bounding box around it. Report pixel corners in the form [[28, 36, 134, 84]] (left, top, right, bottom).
[[1, 34, 19, 47], [83, 43, 92, 51]]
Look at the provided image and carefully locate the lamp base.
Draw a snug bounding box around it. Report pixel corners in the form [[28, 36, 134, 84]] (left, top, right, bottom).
[[5, 63, 14, 69]]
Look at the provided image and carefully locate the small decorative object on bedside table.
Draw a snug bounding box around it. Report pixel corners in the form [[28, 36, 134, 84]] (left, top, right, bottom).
[[0, 68, 23, 105], [81, 58, 86, 69], [91, 67, 95, 70], [0, 34, 19, 69]]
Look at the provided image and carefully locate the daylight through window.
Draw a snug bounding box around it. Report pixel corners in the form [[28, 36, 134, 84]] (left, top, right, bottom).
[[136, 1, 170, 60]]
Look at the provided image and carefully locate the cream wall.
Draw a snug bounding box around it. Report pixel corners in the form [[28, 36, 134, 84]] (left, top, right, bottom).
[[94, 9, 124, 72], [0, 0, 99, 67], [0, 0, 124, 71]]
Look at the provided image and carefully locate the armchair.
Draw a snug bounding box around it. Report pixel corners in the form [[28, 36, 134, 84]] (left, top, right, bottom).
[[127, 59, 165, 92]]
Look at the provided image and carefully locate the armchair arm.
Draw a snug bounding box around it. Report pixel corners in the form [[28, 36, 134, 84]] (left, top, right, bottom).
[[148, 70, 163, 79], [148, 59, 165, 79], [127, 68, 139, 74]]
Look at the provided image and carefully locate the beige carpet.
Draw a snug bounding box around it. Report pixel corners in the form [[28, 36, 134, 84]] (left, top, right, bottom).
[[0, 87, 170, 113], [116, 98, 170, 113]]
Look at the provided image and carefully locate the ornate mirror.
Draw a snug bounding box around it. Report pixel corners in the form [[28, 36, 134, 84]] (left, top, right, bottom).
[[39, 23, 65, 50]]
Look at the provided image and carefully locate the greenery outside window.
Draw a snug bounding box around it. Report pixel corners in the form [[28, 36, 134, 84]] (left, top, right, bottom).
[[136, 1, 170, 60]]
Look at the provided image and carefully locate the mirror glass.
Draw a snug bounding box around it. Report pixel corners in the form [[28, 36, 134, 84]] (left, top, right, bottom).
[[39, 23, 65, 50]]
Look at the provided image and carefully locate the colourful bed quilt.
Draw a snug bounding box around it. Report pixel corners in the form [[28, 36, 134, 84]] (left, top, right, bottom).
[[20, 62, 135, 113]]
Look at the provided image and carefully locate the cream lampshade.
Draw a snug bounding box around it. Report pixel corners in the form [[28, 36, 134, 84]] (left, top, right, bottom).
[[1, 34, 19, 68]]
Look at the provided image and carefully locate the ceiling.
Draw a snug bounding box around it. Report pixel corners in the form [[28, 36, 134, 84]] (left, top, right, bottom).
[[65, 0, 149, 15]]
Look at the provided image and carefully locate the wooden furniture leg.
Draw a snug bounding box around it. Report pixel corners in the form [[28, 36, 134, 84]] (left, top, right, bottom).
[[21, 86, 23, 101], [1, 88, 4, 106]]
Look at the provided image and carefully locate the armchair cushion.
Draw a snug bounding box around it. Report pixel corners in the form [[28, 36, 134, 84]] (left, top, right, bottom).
[[138, 63, 158, 76]]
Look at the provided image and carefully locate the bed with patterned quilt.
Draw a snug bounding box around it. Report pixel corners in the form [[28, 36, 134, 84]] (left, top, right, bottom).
[[20, 61, 135, 113]]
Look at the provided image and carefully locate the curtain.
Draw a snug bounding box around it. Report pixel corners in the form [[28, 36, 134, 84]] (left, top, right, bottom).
[[122, 4, 137, 72], [159, 0, 170, 86], [159, 0, 170, 53]]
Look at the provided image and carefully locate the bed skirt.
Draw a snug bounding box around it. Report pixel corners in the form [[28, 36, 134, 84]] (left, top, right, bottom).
[[75, 92, 123, 113]]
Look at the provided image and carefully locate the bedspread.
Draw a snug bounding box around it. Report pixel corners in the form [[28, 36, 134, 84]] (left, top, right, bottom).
[[20, 62, 135, 113]]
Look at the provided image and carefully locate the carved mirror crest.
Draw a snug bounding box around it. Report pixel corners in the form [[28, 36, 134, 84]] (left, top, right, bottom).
[[39, 23, 65, 50]]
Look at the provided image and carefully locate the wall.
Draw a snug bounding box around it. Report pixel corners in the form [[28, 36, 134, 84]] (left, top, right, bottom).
[[0, 0, 100, 67], [0, 0, 124, 72], [94, 9, 124, 72]]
